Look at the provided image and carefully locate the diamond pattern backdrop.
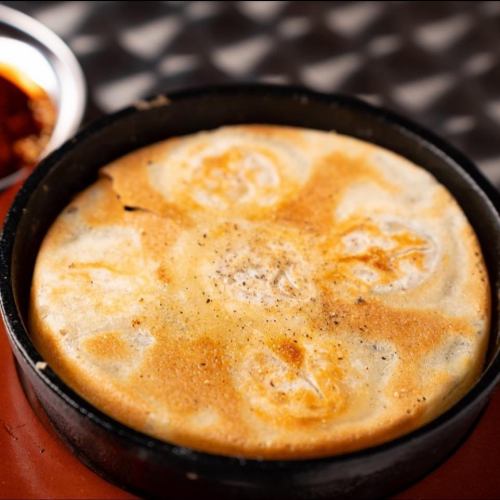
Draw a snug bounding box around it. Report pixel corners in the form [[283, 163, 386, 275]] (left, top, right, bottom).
[[6, 1, 500, 188]]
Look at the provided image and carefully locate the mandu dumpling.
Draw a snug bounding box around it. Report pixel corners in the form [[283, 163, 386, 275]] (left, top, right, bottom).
[[30, 125, 490, 459]]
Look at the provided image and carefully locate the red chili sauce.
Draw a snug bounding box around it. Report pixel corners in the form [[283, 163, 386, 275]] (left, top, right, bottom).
[[0, 66, 56, 181]]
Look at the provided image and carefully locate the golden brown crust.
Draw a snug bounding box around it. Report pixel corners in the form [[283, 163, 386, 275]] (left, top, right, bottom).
[[30, 125, 490, 459]]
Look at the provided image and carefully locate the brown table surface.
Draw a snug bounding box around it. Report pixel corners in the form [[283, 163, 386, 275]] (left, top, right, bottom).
[[0, 183, 498, 500]]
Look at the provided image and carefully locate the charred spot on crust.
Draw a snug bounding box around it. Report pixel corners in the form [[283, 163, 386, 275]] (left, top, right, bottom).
[[274, 339, 304, 367]]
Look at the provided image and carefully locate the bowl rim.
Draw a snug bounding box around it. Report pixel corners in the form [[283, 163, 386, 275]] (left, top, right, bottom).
[[0, 83, 499, 471]]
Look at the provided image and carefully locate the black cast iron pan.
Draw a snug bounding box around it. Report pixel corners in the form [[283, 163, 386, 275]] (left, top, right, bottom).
[[0, 84, 499, 499]]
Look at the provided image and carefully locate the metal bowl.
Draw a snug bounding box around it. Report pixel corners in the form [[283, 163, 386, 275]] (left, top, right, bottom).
[[0, 84, 499, 499], [0, 4, 86, 189]]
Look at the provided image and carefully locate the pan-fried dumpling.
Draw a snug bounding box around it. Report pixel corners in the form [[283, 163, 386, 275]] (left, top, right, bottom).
[[30, 125, 490, 458]]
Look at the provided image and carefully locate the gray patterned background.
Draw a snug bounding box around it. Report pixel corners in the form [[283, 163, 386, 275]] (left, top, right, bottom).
[[5, 1, 500, 188]]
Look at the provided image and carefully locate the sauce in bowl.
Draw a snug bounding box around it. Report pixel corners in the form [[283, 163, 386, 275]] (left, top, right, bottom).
[[0, 65, 55, 182]]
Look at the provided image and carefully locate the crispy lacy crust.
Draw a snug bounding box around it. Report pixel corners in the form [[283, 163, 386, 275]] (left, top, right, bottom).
[[30, 125, 490, 459]]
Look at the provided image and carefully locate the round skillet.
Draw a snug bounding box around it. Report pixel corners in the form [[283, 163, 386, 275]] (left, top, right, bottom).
[[0, 84, 499, 499]]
